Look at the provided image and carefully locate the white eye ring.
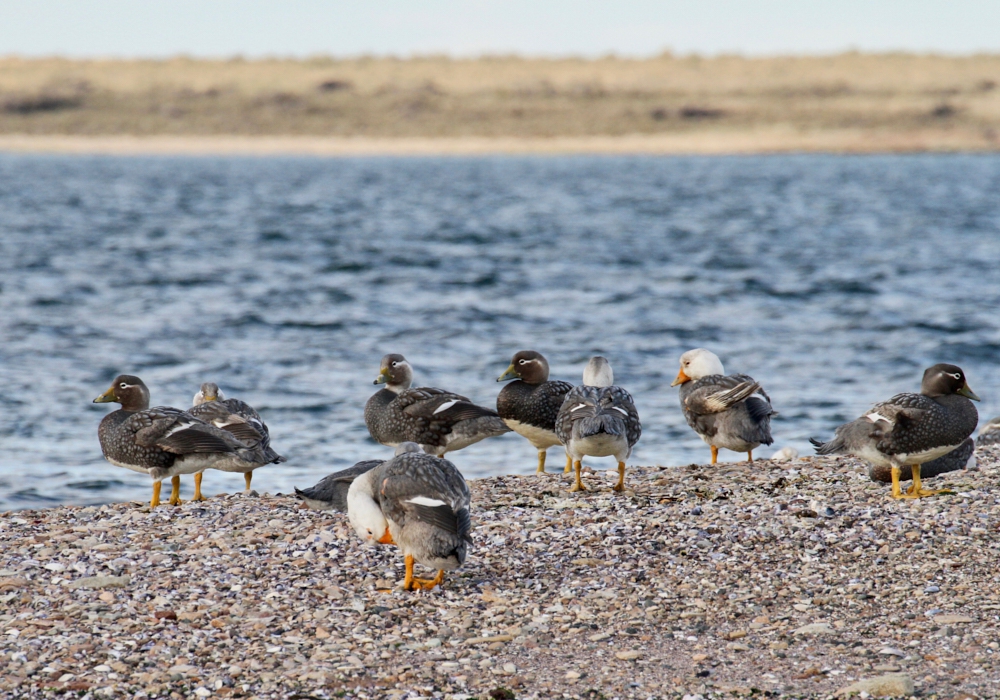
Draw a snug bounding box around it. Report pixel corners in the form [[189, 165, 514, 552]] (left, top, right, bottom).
[[950, 372, 961, 380], [391, 362, 398, 368], [518, 359, 527, 365], [119, 382, 128, 389]]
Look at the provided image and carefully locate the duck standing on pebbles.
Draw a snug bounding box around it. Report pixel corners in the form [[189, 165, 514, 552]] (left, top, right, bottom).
[[365, 354, 510, 456], [671, 348, 775, 465], [496, 350, 574, 474], [346, 443, 472, 591], [811, 364, 979, 499], [555, 356, 641, 493], [94, 375, 265, 508], [295, 443, 421, 513], [868, 437, 976, 485], [187, 382, 285, 500]]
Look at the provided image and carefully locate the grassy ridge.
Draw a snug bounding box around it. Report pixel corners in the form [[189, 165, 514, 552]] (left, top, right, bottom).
[[0, 54, 999, 146]]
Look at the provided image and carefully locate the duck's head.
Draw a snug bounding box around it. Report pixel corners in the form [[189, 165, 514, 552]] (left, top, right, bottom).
[[192, 382, 225, 406], [921, 364, 980, 400], [497, 350, 550, 384], [93, 375, 151, 412], [583, 356, 614, 387], [395, 442, 422, 455], [374, 354, 413, 393], [671, 348, 725, 386], [347, 475, 393, 545]]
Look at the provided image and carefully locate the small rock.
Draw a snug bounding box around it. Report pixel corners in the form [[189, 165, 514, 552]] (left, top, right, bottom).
[[793, 623, 835, 636], [878, 647, 905, 657], [315, 627, 330, 639], [615, 650, 641, 660], [66, 575, 130, 590], [691, 653, 710, 662], [836, 673, 914, 697], [771, 447, 799, 462], [154, 610, 177, 621], [933, 614, 974, 624], [193, 688, 212, 698], [726, 630, 747, 640], [565, 670, 582, 680]]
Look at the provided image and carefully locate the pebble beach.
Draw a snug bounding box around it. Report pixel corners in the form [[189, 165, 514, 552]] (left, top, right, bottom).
[[3, 451, 1000, 700]]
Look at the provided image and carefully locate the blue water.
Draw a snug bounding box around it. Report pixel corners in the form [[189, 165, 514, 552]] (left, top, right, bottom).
[[1, 153, 999, 510]]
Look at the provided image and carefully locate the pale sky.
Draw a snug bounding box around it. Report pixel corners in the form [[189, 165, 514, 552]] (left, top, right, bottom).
[[2, 0, 999, 58]]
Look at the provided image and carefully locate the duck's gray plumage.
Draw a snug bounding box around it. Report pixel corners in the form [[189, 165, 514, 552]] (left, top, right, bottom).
[[188, 393, 285, 473], [295, 459, 384, 511], [367, 451, 472, 570], [678, 374, 775, 453], [811, 364, 979, 470], [555, 384, 641, 460], [868, 437, 975, 484], [365, 353, 509, 456]]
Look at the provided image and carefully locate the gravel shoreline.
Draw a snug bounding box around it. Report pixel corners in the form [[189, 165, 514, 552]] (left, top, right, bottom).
[[3, 451, 1000, 699]]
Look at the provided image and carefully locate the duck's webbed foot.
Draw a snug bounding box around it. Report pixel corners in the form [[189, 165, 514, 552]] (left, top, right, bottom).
[[191, 472, 208, 502], [168, 475, 184, 506], [899, 464, 944, 499], [403, 555, 445, 591], [568, 460, 588, 492], [613, 461, 626, 492]]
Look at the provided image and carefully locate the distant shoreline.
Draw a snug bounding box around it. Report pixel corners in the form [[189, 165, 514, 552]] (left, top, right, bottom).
[[2, 131, 999, 157]]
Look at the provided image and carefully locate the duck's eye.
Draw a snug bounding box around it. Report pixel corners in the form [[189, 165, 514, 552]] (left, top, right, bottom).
[[391, 362, 398, 368], [950, 372, 961, 380], [518, 359, 527, 365], [119, 382, 128, 389]]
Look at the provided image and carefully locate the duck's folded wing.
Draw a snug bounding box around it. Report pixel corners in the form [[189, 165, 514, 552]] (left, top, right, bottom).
[[296, 459, 384, 511], [188, 401, 265, 445], [685, 377, 761, 415], [134, 409, 242, 454], [379, 457, 470, 538], [402, 392, 500, 421]]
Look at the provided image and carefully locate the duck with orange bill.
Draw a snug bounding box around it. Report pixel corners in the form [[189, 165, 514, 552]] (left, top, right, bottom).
[[671, 348, 775, 465], [345, 443, 472, 591]]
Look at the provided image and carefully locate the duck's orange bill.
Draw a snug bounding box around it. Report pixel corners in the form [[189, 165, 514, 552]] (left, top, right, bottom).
[[670, 369, 691, 387]]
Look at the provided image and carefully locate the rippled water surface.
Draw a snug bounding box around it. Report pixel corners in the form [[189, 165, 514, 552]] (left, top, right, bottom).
[[2, 153, 1000, 509]]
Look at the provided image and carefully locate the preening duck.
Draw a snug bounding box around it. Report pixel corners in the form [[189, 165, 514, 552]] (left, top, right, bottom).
[[671, 348, 775, 465], [364, 353, 510, 456], [811, 363, 979, 499], [347, 443, 472, 591], [187, 382, 285, 500], [94, 375, 264, 508], [295, 443, 421, 512], [496, 350, 574, 474], [555, 356, 641, 493]]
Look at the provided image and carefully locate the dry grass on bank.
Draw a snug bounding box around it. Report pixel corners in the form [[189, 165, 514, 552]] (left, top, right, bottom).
[[1, 54, 999, 151]]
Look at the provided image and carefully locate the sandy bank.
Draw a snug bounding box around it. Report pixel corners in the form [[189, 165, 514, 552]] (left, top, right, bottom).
[[2, 452, 1000, 699], [1, 130, 999, 158]]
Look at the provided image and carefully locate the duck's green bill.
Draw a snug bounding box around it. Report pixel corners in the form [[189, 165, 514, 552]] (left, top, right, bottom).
[[93, 387, 116, 403], [496, 364, 518, 382], [958, 383, 980, 401]]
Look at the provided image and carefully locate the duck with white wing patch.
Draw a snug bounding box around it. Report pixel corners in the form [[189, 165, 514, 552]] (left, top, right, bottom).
[[555, 356, 641, 493], [811, 363, 979, 499], [94, 375, 266, 508], [364, 353, 510, 456], [346, 443, 472, 591]]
